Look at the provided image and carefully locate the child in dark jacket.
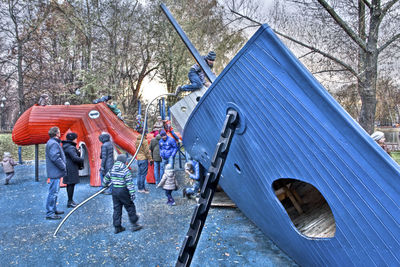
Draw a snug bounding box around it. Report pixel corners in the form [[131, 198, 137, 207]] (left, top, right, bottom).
[[103, 154, 142, 234], [157, 164, 179, 206], [1, 152, 18, 185]]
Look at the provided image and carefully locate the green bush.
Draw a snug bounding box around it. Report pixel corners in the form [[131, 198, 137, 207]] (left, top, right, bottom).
[[0, 134, 46, 161]]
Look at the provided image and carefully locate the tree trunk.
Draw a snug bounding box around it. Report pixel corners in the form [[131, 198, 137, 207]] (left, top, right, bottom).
[[358, 51, 378, 134], [17, 42, 25, 115]]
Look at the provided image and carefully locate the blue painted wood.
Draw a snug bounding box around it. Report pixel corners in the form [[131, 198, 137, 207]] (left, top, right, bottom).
[[183, 24, 400, 266]]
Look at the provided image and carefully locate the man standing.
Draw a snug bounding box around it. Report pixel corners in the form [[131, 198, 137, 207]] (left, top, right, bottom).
[[135, 134, 153, 193], [99, 132, 114, 194], [159, 130, 178, 179], [149, 134, 162, 184], [45, 126, 66, 220]]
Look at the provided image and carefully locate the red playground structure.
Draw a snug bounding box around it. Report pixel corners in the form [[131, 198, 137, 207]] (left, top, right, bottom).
[[11, 102, 180, 186]]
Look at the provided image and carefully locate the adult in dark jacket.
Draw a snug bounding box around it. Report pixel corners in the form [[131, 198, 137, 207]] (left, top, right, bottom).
[[149, 134, 162, 184], [62, 132, 84, 208], [159, 130, 178, 179], [45, 126, 67, 220], [99, 132, 114, 194]]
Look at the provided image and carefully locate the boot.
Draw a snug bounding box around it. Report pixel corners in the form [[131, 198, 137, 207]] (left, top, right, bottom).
[[67, 201, 78, 208], [131, 223, 143, 232], [114, 226, 126, 234]]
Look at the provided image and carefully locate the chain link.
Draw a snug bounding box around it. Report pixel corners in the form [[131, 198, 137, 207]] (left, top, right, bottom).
[[176, 109, 239, 267]]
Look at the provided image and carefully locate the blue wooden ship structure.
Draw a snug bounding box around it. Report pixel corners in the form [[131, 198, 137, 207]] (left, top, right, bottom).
[[164, 7, 400, 267]]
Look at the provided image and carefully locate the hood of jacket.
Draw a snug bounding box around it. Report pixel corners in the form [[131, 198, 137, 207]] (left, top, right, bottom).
[[99, 133, 110, 143], [156, 135, 161, 141], [113, 161, 125, 171], [62, 140, 77, 148]]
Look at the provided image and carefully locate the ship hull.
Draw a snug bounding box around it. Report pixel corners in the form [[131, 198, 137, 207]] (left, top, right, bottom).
[[182, 25, 400, 266]]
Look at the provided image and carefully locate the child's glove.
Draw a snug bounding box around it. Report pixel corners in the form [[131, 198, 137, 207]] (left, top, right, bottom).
[[130, 193, 136, 202], [174, 186, 179, 191]]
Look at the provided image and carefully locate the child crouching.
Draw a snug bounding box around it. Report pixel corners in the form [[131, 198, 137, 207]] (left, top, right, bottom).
[[157, 164, 178, 206], [103, 154, 142, 234]]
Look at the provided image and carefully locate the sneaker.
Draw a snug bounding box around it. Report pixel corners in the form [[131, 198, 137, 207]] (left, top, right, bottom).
[[143, 189, 150, 194], [4, 180, 9, 185], [138, 190, 145, 193], [170, 201, 176, 206], [55, 210, 64, 215], [175, 86, 182, 95], [46, 215, 62, 220], [114, 226, 126, 234], [131, 223, 143, 232]]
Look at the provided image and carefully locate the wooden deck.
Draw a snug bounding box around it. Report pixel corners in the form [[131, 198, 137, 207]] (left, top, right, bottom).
[[275, 180, 336, 238]]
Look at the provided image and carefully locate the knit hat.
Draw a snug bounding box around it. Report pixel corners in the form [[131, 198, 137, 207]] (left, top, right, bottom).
[[184, 162, 193, 172], [116, 154, 127, 163], [66, 132, 78, 141], [371, 131, 384, 141], [3, 152, 11, 157], [205, 51, 216, 61], [160, 130, 167, 137]]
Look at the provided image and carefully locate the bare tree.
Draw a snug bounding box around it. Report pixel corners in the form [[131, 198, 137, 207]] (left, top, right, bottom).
[[227, 0, 400, 134], [0, 0, 50, 116]]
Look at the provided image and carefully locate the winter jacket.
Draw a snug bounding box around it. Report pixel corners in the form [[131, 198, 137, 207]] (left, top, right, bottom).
[[159, 136, 178, 160], [45, 137, 67, 179], [135, 134, 152, 161], [103, 161, 135, 198], [187, 160, 201, 181], [187, 56, 213, 86], [99, 133, 114, 174], [157, 168, 178, 190], [149, 135, 162, 162], [62, 140, 84, 184], [2, 155, 17, 173]]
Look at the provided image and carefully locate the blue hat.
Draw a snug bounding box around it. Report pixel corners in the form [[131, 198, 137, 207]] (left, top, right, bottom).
[[205, 51, 216, 61], [160, 130, 167, 137]]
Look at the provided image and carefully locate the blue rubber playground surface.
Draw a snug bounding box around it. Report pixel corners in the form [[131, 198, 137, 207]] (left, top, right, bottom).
[[0, 161, 297, 266]]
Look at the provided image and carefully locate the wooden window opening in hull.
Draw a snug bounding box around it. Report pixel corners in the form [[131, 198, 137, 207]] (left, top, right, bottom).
[[272, 178, 336, 238]]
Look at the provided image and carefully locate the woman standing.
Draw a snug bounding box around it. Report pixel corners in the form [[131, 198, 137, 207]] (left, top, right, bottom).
[[62, 132, 84, 208]]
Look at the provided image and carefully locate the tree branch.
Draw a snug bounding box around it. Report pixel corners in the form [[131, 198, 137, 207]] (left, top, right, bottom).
[[360, 0, 372, 9], [316, 0, 368, 51], [381, 0, 399, 15], [274, 30, 358, 77], [378, 33, 400, 53]]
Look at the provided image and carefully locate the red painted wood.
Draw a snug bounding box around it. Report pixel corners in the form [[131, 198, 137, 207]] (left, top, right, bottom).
[[12, 103, 139, 186]]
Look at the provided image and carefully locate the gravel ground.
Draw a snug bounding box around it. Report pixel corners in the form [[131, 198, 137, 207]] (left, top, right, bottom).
[[0, 162, 297, 266]]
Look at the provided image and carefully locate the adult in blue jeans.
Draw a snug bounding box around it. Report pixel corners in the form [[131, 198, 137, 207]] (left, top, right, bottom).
[[135, 134, 153, 193], [175, 51, 216, 95], [159, 130, 178, 180], [45, 126, 67, 220]]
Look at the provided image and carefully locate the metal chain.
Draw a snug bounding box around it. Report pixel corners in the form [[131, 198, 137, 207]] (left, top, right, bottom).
[[176, 109, 239, 267]]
